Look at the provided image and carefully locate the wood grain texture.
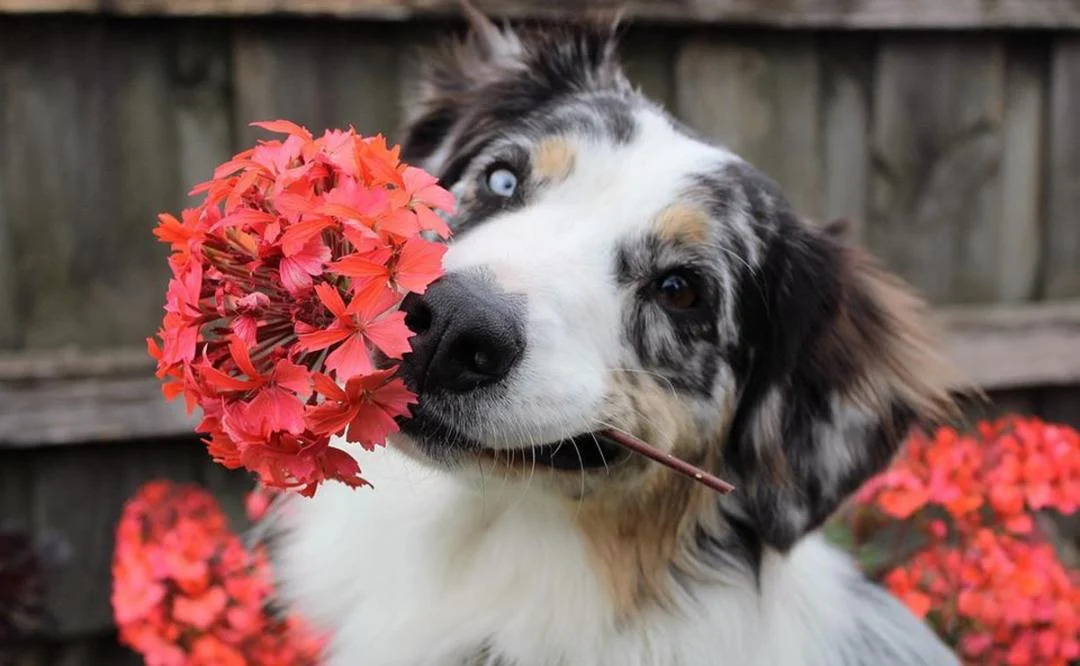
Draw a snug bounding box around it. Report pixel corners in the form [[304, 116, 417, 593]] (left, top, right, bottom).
[[676, 34, 824, 219], [1045, 37, 1080, 299], [0, 375, 197, 447], [934, 300, 1080, 391], [820, 33, 873, 238], [174, 22, 235, 201], [868, 36, 1007, 305], [997, 39, 1046, 303], [232, 21, 409, 149], [3, 0, 1080, 28], [28, 440, 205, 635], [1038, 36, 1080, 441], [0, 17, 179, 351]]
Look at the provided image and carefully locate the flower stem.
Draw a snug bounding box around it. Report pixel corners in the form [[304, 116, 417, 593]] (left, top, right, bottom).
[[601, 428, 736, 495]]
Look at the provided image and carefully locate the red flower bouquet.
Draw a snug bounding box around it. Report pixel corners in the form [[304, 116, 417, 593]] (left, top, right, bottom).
[[842, 417, 1080, 665], [112, 481, 325, 666], [148, 121, 454, 496]]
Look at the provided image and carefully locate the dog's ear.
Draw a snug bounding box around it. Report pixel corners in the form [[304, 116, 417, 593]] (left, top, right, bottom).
[[400, 8, 625, 175], [399, 6, 524, 170], [724, 213, 972, 551]]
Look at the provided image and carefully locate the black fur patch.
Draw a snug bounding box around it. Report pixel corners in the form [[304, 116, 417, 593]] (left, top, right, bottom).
[[712, 169, 920, 551], [616, 232, 723, 396], [401, 20, 635, 186]]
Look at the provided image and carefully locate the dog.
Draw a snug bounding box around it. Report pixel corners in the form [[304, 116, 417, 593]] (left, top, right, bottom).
[[271, 10, 968, 665]]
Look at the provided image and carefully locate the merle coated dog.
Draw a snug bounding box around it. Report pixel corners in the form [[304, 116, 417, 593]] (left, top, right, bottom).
[[271, 11, 965, 666]]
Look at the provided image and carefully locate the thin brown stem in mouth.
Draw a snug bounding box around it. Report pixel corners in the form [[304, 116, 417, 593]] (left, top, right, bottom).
[[601, 428, 736, 495]]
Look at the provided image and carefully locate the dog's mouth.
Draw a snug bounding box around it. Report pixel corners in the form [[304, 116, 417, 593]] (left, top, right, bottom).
[[399, 409, 735, 494], [481, 432, 628, 471], [397, 408, 629, 472]]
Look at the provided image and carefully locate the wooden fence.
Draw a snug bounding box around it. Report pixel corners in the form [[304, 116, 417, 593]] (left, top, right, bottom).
[[1, 1, 1079, 662]]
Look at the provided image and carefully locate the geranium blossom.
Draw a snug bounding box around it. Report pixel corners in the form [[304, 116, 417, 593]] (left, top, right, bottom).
[[847, 416, 1080, 665], [112, 480, 325, 666], [149, 122, 454, 496]]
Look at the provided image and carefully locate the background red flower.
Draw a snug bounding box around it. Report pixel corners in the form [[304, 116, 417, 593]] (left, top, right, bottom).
[[841, 416, 1080, 665], [112, 480, 325, 666]]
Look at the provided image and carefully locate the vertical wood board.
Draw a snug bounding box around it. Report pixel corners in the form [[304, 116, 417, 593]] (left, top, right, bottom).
[[0, 17, 231, 352], [868, 36, 1007, 304], [232, 21, 411, 148], [676, 33, 824, 219], [1045, 37, 1080, 299], [29, 439, 204, 636], [996, 38, 1046, 304], [820, 33, 874, 237]]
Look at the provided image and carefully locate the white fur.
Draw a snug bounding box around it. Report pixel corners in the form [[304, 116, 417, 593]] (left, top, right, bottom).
[[437, 110, 736, 449], [273, 93, 958, 666], [274, 446, 957, 665]]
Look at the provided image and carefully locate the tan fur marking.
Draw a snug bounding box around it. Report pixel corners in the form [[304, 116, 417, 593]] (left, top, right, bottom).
[[532, 137, 576, 183], [653, 204, 710, 244], [576, 463, 716, 622], [578, 375, 729, 621]]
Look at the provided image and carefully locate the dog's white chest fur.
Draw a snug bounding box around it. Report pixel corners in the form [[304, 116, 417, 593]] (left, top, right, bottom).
[[273, 447, 955, 666]]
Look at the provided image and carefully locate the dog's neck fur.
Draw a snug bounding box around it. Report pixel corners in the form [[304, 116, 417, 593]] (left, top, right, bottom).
[[272, 14, 963, 666], [273, 446, 957, 666]]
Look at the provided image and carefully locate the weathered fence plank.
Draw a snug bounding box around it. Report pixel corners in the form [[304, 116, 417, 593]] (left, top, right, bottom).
[[0, 18, 179, 351], [997, 39, 1047, 303], [820, 34, 874, 238], [173, 22, 235, 200], [232, 21, 411, 148], [29, 440, 207, 635], [935, 300, 1080, 392], [676, 34, 825, 219], [4, 0, 1080, 29], [1039, 36, 1080, 430], [868, 36, 1007, 304], [1045, 37, 1080, 300]]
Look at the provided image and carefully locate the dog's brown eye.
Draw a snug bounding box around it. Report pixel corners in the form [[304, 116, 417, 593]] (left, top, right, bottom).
[[655, 272, 698, 310]]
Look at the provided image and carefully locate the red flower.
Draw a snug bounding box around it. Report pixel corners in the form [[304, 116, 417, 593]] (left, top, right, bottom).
[[201, 336, 312, 435], [280, 236, 332, 295], [848, 417, 1080, 666], [297, 283, 412, 381], [308, 370, 415, 449], [149, 122, 454, 495], [112, 481, 325, 665]]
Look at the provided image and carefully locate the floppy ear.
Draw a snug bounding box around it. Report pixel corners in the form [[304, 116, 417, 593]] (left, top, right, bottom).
[[400, 7, 626, 175], [723, 215, 972, 552], [399, 5, 523, 169]]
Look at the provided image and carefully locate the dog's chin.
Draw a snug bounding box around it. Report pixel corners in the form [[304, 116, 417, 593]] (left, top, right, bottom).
[[396, 409, 630, 473]]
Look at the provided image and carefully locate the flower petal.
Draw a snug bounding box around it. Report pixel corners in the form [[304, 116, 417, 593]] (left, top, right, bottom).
[[325, 334, 374, 381]]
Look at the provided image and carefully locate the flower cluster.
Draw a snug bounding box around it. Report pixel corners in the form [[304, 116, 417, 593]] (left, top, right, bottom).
[[112, 480, 325, 666], [848, 416, 1080, 665], [148, 121, 454, 496]]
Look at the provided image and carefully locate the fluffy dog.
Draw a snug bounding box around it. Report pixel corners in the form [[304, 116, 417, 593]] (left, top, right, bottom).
[[272, 11, 967, 665]]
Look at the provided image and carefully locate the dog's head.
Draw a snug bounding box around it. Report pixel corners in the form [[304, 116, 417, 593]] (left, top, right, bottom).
[[393, 13, 969, 555]]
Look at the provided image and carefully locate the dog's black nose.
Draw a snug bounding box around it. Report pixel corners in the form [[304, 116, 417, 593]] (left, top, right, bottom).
[[400, 273, 525, 394]]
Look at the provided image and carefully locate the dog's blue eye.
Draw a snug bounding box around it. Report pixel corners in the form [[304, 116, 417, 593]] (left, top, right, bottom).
[[486, 167, 518, 197]]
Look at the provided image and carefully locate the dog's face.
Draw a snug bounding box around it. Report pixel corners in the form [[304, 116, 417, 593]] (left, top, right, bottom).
[[393, 16, 967, 553]]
